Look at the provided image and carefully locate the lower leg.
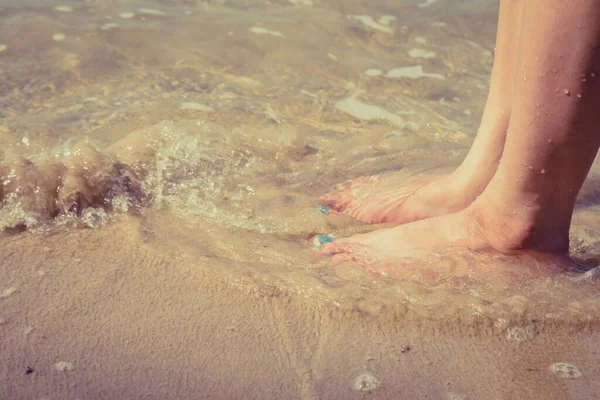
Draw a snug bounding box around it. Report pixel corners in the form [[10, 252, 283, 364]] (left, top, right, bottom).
[[442, 0, 524, 191], [322, 0, 524, 224], [471, 0, 600, 254], [318, 0, 600, 277]]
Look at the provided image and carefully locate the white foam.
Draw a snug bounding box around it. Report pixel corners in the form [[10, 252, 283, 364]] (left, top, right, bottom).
[[414, 36, 427, 44], [347, 15, 393, 34], [418, 0, 440, 7], [52, 33, 66, 42], [385, 65, 445, 80], [54, 5, 73, 13], [431, 21, 448, 27], [100, 22, 119, 31], [180, 102, 214, 112], [335, 95, 404, 126], [249, 26, 285, 38], [408, 48, 436, 59], [0, 44, 6, 52], [1, 286, 17, 299], [328, 53, 337, 61], [139, 8, 166, 16], [289, 0, 313, 5], [364, 68, 383, 77], [118, 12, 135, 19], [378, 15, 396, 25]]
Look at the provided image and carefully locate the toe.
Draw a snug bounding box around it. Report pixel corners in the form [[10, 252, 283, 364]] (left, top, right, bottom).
[[355, 175, 378, 185], [314, 204, 330, 215], [319, 240, 360, 255], [323, 195, 358, 212], [319, 175, 383, 215], [319, 192, 346, 210], [331, 253, 354, 265], [313, 234, 334, 251]]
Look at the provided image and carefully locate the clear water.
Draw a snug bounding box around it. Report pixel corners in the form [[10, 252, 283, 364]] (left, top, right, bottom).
[[1, 0, 600, 332]]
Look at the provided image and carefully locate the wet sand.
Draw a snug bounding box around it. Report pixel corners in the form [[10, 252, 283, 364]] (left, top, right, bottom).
[[2, 220, 600, 399], [1, 0, 600, 398]]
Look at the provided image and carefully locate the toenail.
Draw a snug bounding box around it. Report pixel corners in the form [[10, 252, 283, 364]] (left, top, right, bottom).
[[315, 205, 330, 215], [316, 235, 334, 244]]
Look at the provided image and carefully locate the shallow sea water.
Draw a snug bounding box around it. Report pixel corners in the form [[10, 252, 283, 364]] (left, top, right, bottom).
[[2, 0, 600, 375]]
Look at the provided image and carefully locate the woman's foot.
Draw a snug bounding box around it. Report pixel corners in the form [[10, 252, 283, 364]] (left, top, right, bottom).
[[315, 196, 577, 285], [320, 0, 525, 226], [320, 169, 492, 225]]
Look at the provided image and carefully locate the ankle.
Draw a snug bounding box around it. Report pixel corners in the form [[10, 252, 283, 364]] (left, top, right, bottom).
[[467, 196, 570, 254]]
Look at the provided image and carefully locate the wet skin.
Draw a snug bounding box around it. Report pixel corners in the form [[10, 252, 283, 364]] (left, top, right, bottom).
[[318, 0, 600, 279]]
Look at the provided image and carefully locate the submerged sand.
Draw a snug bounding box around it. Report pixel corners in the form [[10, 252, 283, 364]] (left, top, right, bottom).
[[1, 0, 600, 398]]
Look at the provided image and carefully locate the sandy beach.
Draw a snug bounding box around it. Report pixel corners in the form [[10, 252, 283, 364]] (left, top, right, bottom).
[[2, 219, 600, 399], [1, 0, 600, 398]]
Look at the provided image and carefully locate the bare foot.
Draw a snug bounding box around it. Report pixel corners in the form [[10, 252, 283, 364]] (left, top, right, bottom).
[[322, 88, 510, 225], [320, 170, 490, 225], [315, 203, 577, 285]]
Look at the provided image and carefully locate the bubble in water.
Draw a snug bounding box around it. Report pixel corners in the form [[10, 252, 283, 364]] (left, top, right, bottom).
[[354, 373, 380, 393], [54, 361, 74, 372], [550, 362, 582, 379], [111, 195, 130, 213], [506, 324, 535, 342], [80, 208, 109, 228]]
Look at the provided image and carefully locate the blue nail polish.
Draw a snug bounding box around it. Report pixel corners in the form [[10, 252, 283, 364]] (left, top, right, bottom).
[[315, 205, 330, 215], [315, 245, 323, 251], [316, 235, 333, 244]]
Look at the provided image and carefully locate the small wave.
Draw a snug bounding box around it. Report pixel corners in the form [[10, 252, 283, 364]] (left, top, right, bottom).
[[0, 143, 149, 232], [0, 119, 319, 234]]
